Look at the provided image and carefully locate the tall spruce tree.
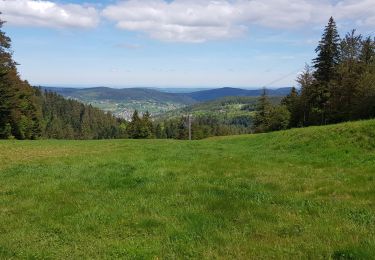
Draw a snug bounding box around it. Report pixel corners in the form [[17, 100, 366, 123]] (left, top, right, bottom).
[[311, 17, 341, 124], [313, 17, 341, 83]]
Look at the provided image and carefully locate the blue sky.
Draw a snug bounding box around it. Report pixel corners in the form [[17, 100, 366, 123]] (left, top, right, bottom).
[[1, 0, 374, 88]]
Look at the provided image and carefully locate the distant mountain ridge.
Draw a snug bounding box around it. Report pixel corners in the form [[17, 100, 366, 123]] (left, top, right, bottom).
[[43, 86, 292, 103], [42, 87, 195, 104], [186, 87, 292, 102]]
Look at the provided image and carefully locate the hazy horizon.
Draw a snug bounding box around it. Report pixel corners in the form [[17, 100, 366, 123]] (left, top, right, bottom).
[[41, 85, 291, 90]]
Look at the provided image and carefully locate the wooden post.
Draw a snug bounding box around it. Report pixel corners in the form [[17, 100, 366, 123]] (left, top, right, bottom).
[[188, 114, 192, 141]]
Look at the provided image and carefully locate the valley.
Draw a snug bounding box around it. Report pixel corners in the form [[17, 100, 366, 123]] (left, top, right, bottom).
[[43, 86, 291, 120]]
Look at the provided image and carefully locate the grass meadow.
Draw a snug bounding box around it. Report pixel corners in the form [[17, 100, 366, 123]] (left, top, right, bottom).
[[0, 120, 375, 259]]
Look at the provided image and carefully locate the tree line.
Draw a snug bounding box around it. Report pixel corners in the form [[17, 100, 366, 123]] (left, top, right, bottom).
[[253, 17, 375, 132], [125, 110, 252, 140]]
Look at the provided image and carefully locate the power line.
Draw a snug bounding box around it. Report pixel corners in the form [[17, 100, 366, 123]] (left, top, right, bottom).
[[362, 30, 375, 38], [261, 67, 303, 88]]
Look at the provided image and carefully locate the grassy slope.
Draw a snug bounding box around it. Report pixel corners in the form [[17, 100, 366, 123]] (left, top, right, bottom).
[[0, 120, 374, 259]]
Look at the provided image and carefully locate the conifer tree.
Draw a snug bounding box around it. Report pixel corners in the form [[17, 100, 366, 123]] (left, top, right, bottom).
[[253, 89, 272, 132], [334, 30, 363, 121], [296, 64, 315, 127], [281, 87, 300, 127], [142, 111, 154, 138], [311, 17, 341, 124], [313, 17, 341, 83], [127, 110, 141, 139], [360, 36, 375, 65], [155, 123, 164, 139]]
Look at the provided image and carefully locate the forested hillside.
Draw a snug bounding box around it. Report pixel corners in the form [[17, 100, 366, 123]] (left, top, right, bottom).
[[159, 96, 282, 119], [0, 18, 126, 140], [151, 96, 282, 139], [36, 90, 127, 139], [186, 87, 291, 102], [43, 86, 195, 104]]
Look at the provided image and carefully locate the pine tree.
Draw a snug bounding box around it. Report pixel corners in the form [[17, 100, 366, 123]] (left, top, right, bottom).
[[296, 64, 315, 126], [128, 110, 152, 139], [253, 89, 272, 133], [281, 87, 300, 127], [311, 17, 341, 124], [333, 30, 364, 121], [177, 117, 188, 139], [313, 17, 341, 83], [359, 36, 375, 65], [154, 123, 164, 139], [141, 111, 154, 139], [355, 37, 375, 119], [340, 30, 362, 63], [80, 107, 92, 139]]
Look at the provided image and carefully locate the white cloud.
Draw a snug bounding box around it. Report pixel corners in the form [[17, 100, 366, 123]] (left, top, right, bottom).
[[103, 0, 247, 43], [1, 0, 374, 40], [335, 0, 375, 26], [0, 0, 99, 28], [103, 0, 375, 42]]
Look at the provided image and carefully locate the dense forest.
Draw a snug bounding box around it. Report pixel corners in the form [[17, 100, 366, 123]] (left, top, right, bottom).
[[36, 90, 127, 139], [0, 17, 126, 140], [253, 17, 375, 133]]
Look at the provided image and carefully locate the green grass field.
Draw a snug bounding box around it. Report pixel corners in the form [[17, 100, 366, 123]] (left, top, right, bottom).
[[1, 120, 375, 259]]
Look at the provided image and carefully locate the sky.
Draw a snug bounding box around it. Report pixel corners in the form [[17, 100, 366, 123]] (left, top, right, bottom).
[[1, 0, 374, 88]]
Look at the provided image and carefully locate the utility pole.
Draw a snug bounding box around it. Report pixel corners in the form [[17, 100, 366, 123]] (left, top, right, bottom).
[[188, 114, 192, 141]]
